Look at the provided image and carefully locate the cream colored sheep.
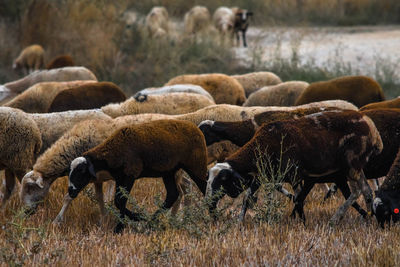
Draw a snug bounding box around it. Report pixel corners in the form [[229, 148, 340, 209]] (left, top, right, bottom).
[[165, 73, 246, 105], [213, 7, 235, 42], [4, 81, 95, 113], [244, 81, 309, 106], [101, 93, 215, 118], [232, 71, 282, 97], [134, 84, 214, 102], [145, 6, 169, 38], [13, 44, 45, 74], [184, 6, 211, 35]]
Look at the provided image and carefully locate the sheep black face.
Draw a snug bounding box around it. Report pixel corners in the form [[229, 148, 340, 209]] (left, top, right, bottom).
[[207, 162, 246, 201], [68, 157, 96, 199], [373, 190, 400, 228], [198, 120, 225, 146]]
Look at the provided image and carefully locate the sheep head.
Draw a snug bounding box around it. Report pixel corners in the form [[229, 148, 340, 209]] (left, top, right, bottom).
[[20, 170, 50, 212], [68, 156, 96, 198], [373, 189, 400, 228], [198, 120, 220, 145]]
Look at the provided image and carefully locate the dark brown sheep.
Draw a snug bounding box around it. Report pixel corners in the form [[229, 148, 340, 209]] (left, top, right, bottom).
[[360, 97, 400, 111], [207, 110, 383, 224], [295, 76, 385, 107], [48, 82, 126, 112], [66, 120, 208, 233], [46, 55, 75, 70]]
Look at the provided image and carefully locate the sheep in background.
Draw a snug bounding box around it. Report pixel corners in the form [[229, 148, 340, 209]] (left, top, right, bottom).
[[145, 6, 169, 38], [295, 76, 385, 107], [231, 7, 253, 47], [184, 6, 211, 36], [165, 73, 246, 105], [67, 120, 208, 233], [46, 55, 75, 70], [244, 81, 309, 107], [360, 97, 400, 111], [0, 67, 97, 104], [13, 44, 45, 74], [48, 82, 126, 112], [102, 93, 215, 118], [4, 81, 95, 113], [134, 84, 214, 102], [213, 7, 235, 44], [0, 107, 42, 207], [232, 71, 282, 97]]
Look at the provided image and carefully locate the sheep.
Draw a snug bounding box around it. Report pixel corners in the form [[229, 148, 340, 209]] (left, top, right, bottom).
[[48, 82, 127, 112], [1, 67, 97, 103], [184, 6, 211, 36], [0, 107, 42, 207], [207, 140, 240, 164], [101, 93, 215, 118], [165, 73, 246, 105], [145, 6, 169, 38], [13, 44, 45, 74], [213, 7, 235, 43], [295, 76, 385, 107], [244, 81, 309, 107], [65, 120, 207, 233], [46, 55, 75, 70], [231, 7, 253, 47], [3, 81, 95, 113], [373, 147, 400, 228], [360, 97, 400, 111], [231, 71, 282, 97], [207, 110, 383, 224], [133, 84, 214, 102]]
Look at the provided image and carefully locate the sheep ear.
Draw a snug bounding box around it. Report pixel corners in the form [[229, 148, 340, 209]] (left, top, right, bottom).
[[86, 159, 96, 178], [247, 11, 253, 16], [36, 177, 44, 189]]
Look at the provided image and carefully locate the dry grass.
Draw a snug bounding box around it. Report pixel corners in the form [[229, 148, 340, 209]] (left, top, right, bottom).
[[1, 176, 399, 266]]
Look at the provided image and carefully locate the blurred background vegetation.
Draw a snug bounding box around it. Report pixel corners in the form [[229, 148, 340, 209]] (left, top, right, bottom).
[[0, 0, 399, 96]]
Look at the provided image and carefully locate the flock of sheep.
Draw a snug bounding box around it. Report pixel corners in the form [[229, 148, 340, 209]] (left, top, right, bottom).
[[2, 34, 400, 233]]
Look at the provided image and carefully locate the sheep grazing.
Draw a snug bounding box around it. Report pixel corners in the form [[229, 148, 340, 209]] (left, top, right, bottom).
[[145, 6, 169, 38], [360, 97, 400, 111], [207, 110, 383, 224], [231, 7, 253, 47], [46, 55, 75, 70], [213, 7, 235, 43], [0, 107, 42, 207], [373, 148, 400, 228], [165, 73, 246, 105], [13, 44, 45, 74], [102, 93, 215, 118], [48, 82, 126, 112], [1, 66, 97, 103], [244, 81, 309, 107], [184, 6, 211, 36], [133, 84, 214, 102], [66, 120, 208, 233], [4, 81, 95, 113], [295, 76, 385, 108], [231, 71, 282, 97]]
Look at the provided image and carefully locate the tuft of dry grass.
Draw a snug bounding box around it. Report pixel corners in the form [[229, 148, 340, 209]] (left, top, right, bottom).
[[1, 176, 400, 265]]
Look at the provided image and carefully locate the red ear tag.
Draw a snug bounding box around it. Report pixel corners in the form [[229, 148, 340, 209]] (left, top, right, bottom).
[[394, 208, 399, 214]]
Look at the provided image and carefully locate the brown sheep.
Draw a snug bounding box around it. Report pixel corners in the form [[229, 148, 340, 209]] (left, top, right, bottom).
[[48, 82, 126, 112], [13, 44, 45, 74], [184, 6, 211, 36], [207, 110, 383, 224], [46, 55, 75, 70], [295, 76, 385, 107], [360, 97, 400, 111], [232, 71, 282, 97], [67, 120, 208, 233], [231, 7, 253, 47], [244, 81, 309, 106], [165, 73, 246, 105], [3, 81, 95, 113]]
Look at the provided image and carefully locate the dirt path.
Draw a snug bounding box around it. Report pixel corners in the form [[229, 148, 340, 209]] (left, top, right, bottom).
[[235, 25, 400, 79]]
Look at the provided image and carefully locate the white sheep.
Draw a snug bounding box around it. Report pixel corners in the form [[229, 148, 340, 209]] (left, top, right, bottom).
[[145, 6, 169, 38], [184, 6, 211, 36], [213, 7, 235, 43], [133, 84, 214, 102]]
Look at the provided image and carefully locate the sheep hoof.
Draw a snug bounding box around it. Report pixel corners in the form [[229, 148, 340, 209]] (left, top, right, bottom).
[[114, 223, 125, 234]]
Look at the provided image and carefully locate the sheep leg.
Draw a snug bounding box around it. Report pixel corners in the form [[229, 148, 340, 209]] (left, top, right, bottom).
[[323, 183, 338, 201], [290, 180, 314, 223], [239, 180, 260, 222], [242, 30, 247, 47], [329, 180, 360, 225], [358, 170, 373, 216], [114, 179, 139, 234], [153, 173, 179, 220], [0, 169, 16, 208], [94, 182, 106, 219], [275, 183, 294, 200], [373, 178, 380, 190], [335, 180, 367, 218], [53, 193, 73, 224]]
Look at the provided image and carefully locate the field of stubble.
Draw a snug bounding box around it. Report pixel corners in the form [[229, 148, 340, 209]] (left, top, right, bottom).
[[1, 176, 399, 266]]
